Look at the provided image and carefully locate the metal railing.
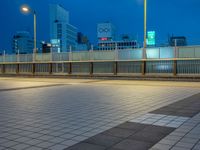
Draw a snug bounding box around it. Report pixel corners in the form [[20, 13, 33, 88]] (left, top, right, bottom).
[[0, 46, 200, 77], [1, 46, 200, 63]]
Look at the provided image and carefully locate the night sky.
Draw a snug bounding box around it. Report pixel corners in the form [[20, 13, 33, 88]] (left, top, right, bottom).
[[0, 0, 200, 53]]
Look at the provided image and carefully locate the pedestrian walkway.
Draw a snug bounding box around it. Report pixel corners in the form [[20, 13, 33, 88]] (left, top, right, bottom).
[[0, 78, 199, 150]]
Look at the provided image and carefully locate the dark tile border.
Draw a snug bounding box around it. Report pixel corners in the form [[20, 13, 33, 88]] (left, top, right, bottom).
[[64, 122, 175, 150], [150, 93, 200, 117], [0, 84, 66, 92]]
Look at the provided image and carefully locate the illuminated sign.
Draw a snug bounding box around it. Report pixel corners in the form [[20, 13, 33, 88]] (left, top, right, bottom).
[[147, 31, 156, 46], [100, 37, 108, 41]]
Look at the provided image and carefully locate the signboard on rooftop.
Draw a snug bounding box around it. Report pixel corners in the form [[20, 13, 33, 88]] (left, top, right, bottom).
[[147, 31, 156, 46]]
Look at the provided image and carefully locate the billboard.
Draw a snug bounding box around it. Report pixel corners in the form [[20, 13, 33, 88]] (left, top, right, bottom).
[[147, 31, 156, 46]]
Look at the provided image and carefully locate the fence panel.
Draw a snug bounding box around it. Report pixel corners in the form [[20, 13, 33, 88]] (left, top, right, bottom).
[[4, 55, 17, 62], [5, 64, 17, 74], [0, 56, 4, 62], [146, 61, 174, 74], [146, 48, 160, 59], [52, 53, 69, 61], [177, 60, 200, 74], [178, 47, 195, 58], [160, 47, 174, 58], [118, 49, 142, 60], [19, 64, 32, 74], [19, 54, 33, 62], [35, 54, 51, 62], [72, 52, 90, 61], [118, 61, 142, 74], [93, 51, 115, 60], [93, 62, 114, 74], [194, 47, 200, 58], [72, 62, 90, 74], [35, 63, 49, 73]]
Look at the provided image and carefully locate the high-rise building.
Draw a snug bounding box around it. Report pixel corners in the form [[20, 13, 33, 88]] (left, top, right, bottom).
[[12, 31, 34, 54], [97, 22, 116, 42], [49, 4, 77, 53], [97, 22, 137, 50], [41, 42, 52, 53], [169, 36, 187, 46], [75, 32, 91, 51]]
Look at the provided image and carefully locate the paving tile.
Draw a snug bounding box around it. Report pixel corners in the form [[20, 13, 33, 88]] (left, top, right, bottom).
[[193, 143, 200, 150], [175, 141, 196, 149], [23, 139, 43, 146], [48, 137, 66, 143], [151, 143, 173, 150], [113, 139, 153, 150], [60, 140, 78, 146], [64, 142, 106, 150], [170, 146, 190, 150], [36, 141, 55, 148], [11, 143, 31, 150], [129, 130, 167, 143], [101, 127, 136, 138], [25, 146, 43, 150], [49, 144, 69, 150], [85, 134, 122, 148], [0, 140, 19, 147]]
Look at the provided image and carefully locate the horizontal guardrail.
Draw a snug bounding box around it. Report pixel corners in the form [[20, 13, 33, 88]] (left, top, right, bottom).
[[1, 46, 200, 63], [0, 59, 200, 77]]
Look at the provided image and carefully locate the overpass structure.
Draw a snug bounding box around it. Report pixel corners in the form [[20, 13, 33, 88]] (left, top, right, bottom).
[[0, 46, 200, 78]]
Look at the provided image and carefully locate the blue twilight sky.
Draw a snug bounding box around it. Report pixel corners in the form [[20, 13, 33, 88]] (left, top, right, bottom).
[[0, 0, 200, 52]]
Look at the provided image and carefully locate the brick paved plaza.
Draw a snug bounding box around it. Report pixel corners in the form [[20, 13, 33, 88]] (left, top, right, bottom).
[[0, 78, 200, 150]]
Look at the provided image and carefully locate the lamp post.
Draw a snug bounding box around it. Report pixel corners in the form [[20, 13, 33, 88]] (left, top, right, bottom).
[[143, 0, 147, 59], [21, 5, 37, 61]]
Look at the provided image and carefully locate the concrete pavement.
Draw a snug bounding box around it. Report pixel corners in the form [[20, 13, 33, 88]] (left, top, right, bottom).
[[0, 77, 199, 150]]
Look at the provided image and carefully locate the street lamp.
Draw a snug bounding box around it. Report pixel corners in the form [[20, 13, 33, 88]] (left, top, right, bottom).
[[21, 5, 37, 61], [143, 0, 147, 59]]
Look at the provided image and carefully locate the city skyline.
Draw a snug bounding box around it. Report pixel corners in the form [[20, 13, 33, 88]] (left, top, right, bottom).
[[0, 0, 200, 52]]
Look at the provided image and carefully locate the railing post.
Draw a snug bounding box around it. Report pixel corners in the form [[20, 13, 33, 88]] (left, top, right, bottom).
[[32, 63, 35, 75], [90, 62, 93, 76], [68, 62, 72, 75], [114, 61, 118, 75], [142, 60, 146, 75], [115, 43, 118, 61], [49, 63, 53, 75], [173, 60, 177, 76], [3, 50, 6, 62], [16, 64, 19, 74], [1, 64, 5, 74], [17, 50, 20, 62], [90, 49, 94, 61], [69, 46, 72, 61]]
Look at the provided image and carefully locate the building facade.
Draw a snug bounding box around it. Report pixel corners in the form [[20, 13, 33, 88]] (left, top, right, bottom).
[[97, 22, 137, 50], [75, 32, 90, 51], [49, 4, 77, 53], [169, 36, 187, 47], [12, 31, 34, 54]]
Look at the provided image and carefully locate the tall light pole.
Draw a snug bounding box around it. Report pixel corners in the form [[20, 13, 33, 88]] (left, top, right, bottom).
[[143, 0, 147, 59], [21, 5, 37, 61]]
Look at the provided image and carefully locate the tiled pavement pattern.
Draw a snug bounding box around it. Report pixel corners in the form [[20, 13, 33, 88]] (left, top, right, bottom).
[[0, 78, 200, 150], [130, 113, 190, 128], [150, 112, 200, 150], [64, 122, 175, 150], [151, 93, 200, 117]]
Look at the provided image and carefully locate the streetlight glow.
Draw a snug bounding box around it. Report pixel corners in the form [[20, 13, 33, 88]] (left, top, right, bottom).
[[22, 7, 29, 12], [21, 5, 31, 14]]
